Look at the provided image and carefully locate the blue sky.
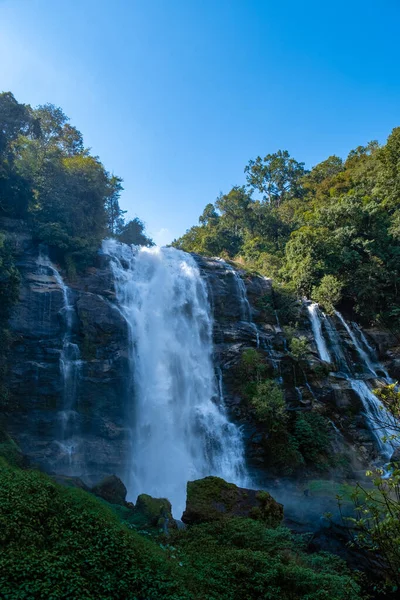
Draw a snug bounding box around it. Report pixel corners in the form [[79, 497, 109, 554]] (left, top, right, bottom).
[[1, 0, 399, 245]]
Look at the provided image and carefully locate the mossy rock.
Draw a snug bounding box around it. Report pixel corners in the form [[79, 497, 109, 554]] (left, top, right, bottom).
[[134, 493, 176, 531], [92, 475, 127, 506], [182, 476, 283, 528]]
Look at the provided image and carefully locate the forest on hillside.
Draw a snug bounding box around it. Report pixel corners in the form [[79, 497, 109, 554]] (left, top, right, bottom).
[[0, 91, 153, 268], [174, 130, 400, 328]]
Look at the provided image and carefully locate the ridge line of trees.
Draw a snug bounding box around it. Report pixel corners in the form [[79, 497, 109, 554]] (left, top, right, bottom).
[[173, 129, 400, 327]]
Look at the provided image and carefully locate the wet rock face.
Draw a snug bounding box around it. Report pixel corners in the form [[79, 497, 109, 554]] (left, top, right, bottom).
[[3, 219, 131, 484], [3, 220, 398, 486], [182, 476, 283, 527]]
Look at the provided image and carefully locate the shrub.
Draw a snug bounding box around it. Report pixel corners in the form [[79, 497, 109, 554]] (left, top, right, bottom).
[[251, 379, 287, 432], [290, 336, 310, 361], [312, 275, 344, 315]]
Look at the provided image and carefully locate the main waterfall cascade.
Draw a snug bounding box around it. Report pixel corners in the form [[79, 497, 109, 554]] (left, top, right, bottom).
[[37, 250, 82, 471], [103, 240, 248, 516], [306, 303, 397, 460]]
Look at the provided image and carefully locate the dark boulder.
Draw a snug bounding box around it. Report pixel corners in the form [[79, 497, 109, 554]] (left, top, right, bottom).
[[92, 474, 127, 505], [134, 493, 176, 531], [182, 476, 283, 527]]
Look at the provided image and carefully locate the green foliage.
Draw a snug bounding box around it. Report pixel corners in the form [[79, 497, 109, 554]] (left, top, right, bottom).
[[0, 431, 24, 467], [343, 469, 400, 590], [312, 275, 344, 314], [117, 217, 154, 247], [273, 286, 301, 326], [339, 385, 400, 590], [0, 460, 363, 599], [290, 336, 310, 361], [293, 412, 331, 466], [251, 380, 287, 432], [0, 459, 188, 600], [0, 92, 152, 269], [170, 519, 362, 600], [174, 127, 400, 328], [235, 349, 332, 474], [0, 234, 19, 407], [245, 150, 307, 206], [238, 348, 268, 382]]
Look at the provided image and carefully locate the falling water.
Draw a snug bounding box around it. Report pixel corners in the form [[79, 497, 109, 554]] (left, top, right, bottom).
[[349, 380, 396, 458], [308, 302, 397, 459], [217, 259, 260, 347], [37, 250, 81, 470], [103, 240, 248, 516], [307, 303, 331, 363], [353, 322, 377, 358], [335, 311, 377, 377]]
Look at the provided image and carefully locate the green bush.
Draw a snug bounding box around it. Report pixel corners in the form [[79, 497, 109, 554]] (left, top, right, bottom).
[[0, 459, 364, 599], [290, 336, 310, 361], [170, 519, 362, 600], [312, 275, 344, 315], [0, 458, 188, 600], [293, 412, 331, 467], [251, 379, 287, 432]]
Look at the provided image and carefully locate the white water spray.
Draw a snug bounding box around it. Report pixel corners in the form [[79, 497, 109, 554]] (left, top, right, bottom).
[[308, 302, 397, 460], [103, 240, 248, 516], [307, 303, 331, 363], [335, 311, 377, 377]]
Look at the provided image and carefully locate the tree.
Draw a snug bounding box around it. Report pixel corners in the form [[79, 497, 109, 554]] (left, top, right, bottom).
[[312, 275, 344, 315], [215, 186, 254, 235], [105, 176, 125, 236], [199, 203, 219, 226], [245, 150, 306, 206], [117, 218, 154, 247]]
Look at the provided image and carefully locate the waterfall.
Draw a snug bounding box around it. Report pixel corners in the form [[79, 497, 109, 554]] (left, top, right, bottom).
[[103, 240, 248, 517], [349, 380, 396, 458], [353, 322, 377, 358], [307, 303, 331, 363], [307, 302, 397, 460], [37, 250, 81, 471], [335, 311, 377, 377], [223, 262, 252, 322], [217, 259, 260, 347]]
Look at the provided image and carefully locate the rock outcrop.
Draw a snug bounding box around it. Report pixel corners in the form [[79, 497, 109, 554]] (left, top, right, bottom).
[[182, 476, 283, 527], [92, 474, 127, 505]]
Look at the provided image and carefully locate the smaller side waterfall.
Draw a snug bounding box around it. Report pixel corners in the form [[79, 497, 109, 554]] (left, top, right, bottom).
[[37, 250, 81, 471], [225, 262, 252, 323], [307, 303, 331, 363], [335, 311, 377, 377], [353, 322, 377, 358], [218, 259, 260, 347], [349, 380, 396, 458], [307, 302, 398, 460]]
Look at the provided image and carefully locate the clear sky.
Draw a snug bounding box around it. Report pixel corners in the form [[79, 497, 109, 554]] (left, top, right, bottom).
[[1, 0, 399, 245]]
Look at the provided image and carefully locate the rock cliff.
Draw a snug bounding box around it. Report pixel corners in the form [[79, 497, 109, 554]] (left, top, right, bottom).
[[1, 218, 399, 487]]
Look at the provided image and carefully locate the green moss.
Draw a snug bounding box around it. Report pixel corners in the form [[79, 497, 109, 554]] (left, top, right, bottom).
[[186, 476, 239, 521], [135, 493, 174, 529], [248, 491, 284, 528], [184, 477, 283, 528]]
